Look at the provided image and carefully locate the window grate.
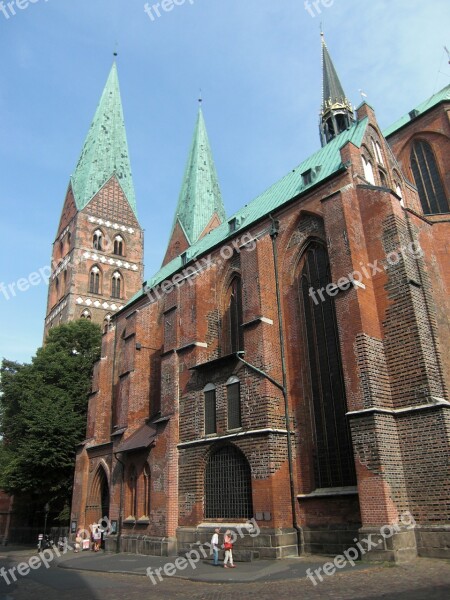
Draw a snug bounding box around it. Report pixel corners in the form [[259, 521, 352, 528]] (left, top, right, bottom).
[[205, 446, 253, 519]]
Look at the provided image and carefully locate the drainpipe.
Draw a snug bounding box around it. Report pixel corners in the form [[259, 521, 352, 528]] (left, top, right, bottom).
[[269, 214, 303, 555], [114, 451, 125, 554]]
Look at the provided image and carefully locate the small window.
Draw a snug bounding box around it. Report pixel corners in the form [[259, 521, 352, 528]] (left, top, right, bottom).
[[229, 218, 237, 233], [111, 272, 122, 299], [89, 266, 101, 294], [204, 384, 217, 435], [81, 309, 91, 320], [227, 377, 241, 430], [302, 169, 312, 186], [114, 235, 124, 256], [93, 230, 103, 251], [362, 156, 375, 185], [181, 252, 187, 266]]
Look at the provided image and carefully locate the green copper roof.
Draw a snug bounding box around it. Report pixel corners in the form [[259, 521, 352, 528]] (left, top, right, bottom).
[[70, 63, 137, 217], [322, 36, 349, 109], [125, 117, 368, 309], [169, 106, 226, 244], [384, 84, 450, 138]]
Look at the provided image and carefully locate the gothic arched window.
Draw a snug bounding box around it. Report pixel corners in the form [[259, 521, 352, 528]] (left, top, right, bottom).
[[142, 465, 151, 518], [361, 155, 375, 185], [299, 243, 356, 489], [81, 309, 91, 320], [226, 376, 241, 430], [103, 314, 111, 334], [410, 140, 448, 214], [204, 446, 253, 519], [111, 271, 122, 299], [128, 465, 137, 518], [204, 383, 217, 435], [224, 276, 244, 354], [113, 235, 124, 256], [93, 230, 103, 251], [89, 266, 101, 294]]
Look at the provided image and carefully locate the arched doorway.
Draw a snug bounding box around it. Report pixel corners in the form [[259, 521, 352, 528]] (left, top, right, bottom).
[[204, 445, 253, 520], [85, 465, 110, 529]]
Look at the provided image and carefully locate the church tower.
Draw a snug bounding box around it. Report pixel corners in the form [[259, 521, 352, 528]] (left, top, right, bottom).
[[44, 63, 144, 337], [319, 34, 355, 146], [162, 103, 226, 266]]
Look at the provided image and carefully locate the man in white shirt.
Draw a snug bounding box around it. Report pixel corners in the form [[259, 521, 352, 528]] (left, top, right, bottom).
[[211, 528, 220, 566]]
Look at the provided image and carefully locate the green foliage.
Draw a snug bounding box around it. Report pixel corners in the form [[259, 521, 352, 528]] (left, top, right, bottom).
[[0, 320, 101, 515]]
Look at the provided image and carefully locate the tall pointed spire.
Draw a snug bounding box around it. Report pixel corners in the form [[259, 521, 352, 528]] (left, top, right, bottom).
[[320, 34, 354, 147], [163, 104, 226, 265], [70, 62, 137, 217]]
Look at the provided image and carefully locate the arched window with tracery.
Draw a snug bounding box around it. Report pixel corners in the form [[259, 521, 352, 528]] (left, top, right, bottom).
[[410, 140, 448, 214], [113, 235, 124, 256], [93, 230, 103, 251], [111, 271, 122, 299], [89, 266, 101, 294], [81, 309, 91, 320], [299, 242, 356, 489], [223, 276, 244, 354], [204, 445, 253, 519]]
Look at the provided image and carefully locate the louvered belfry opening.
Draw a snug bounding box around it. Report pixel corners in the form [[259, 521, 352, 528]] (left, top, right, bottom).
[[205, 446, 253, 519], [300, 243, 356, 489]]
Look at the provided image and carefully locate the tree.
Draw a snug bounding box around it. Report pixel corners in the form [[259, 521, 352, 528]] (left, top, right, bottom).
[[0, 320, 101, 522]]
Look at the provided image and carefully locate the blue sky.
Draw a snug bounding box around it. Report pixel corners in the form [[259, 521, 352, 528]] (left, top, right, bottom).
[[0, 0, 449, 363]]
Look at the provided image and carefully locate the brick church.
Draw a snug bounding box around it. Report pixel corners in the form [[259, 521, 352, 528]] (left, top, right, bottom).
[[43, 36, 450, 560]]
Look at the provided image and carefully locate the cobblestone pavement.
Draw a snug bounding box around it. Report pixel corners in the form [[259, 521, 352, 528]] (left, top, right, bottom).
[[1, 549, 450, 600]]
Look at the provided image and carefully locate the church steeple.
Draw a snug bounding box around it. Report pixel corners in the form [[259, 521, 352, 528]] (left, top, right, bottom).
[[44, 63, 144, 337], [162, 104, 226, 266], [320, 34, 354, 147], [70, 62, 137, 217]]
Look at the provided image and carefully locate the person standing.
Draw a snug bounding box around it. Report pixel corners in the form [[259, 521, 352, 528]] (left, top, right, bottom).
[[211, 527, 220, 566], [223, 530, 236, 568]]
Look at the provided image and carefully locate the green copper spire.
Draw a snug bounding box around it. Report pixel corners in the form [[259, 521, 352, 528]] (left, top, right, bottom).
[[320, 34, 354, 147], [70, 63, 137, 217], [170, 106, 226, 245]]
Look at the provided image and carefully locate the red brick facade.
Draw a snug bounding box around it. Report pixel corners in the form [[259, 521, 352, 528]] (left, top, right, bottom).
[[70, 93, 450, 561], [44, 176, 144, 337]]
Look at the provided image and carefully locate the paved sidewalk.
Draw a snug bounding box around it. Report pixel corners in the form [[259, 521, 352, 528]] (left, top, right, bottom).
[[2, 546, 371, 584]]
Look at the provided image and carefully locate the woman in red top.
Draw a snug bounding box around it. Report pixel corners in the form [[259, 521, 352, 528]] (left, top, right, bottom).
[[223, 530, 236, 568]]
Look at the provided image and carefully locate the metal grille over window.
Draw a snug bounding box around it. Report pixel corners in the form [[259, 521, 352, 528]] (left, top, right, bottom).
[[205, 446, 253, 519], [204, 386, 217, 435], [410, 140, 448, 214], [227, 380, 241, 430], [300, 243, 356, 489]]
